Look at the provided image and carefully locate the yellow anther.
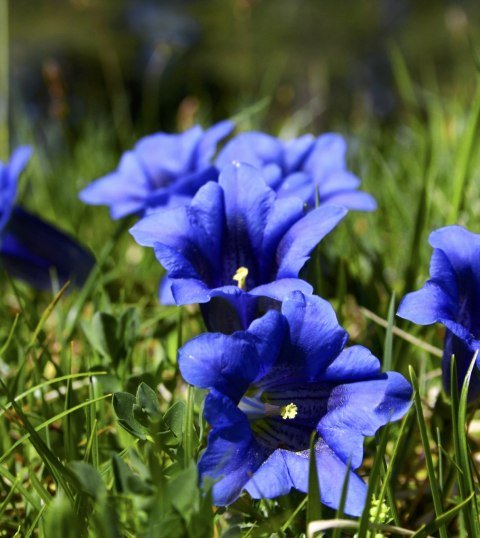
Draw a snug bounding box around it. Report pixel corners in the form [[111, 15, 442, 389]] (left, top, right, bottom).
[[280, 403, 298, 420], [233, 266, 249, 290]]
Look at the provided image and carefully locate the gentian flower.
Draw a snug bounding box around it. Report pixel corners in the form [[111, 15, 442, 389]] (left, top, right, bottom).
[[179, 291, 412, 514], [130, 162, 347, 332], [397, 225, 480, 400], [215, 131, 377, 211], [79, 120, 233, 219], [0, 147, 94, 290]]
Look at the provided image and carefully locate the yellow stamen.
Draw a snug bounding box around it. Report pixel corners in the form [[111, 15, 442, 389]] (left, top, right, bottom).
[[233, 266, 249, 290], [280, 403, 298, 420]]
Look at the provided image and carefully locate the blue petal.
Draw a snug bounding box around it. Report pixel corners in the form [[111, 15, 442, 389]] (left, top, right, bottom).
[[320, 170, 361, 194], [302, 133, 347, 180], [246, 310, 288, 382], [0, 207, 94, 289], [170, 278, 213, 305], [429, 226, 480, 276], [178, 331, 262, 402], [79, 151, 151, 219], [131, 183, 225, 285], [318, 371, 412, 469], [244, 439, 367, 516], [6, 146, 32, 182], [158, 276, 175, 305], [195, 120, 234, 169], [199, 291, 254, 333], [276, 205, 347, 279], [275, 172, 315, 205], [442, 330, 480, 401], [283, 134, 315, 172], [130, 204, 190, 248], [259, 196, 305, 279], [249, 278, 313, 301], [135, 126, 203, 183], [200, 391, 267, 506], [278, 292, 348, 380], [185, 181, 225, 274], [397, 281, 455, 326], [146, 167, 219, 209], [322, 345, 381, 381], [218, 163, 276, 285], [262, 163, 284, 190], [153, 243, 201, 280], [215, 132, 283, 170], [322, 190, 377, 212], [131, 181, 224, 286]]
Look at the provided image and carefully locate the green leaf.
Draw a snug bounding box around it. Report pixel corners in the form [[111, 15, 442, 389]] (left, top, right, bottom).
[[42, 495, 84, 538], [136, 382, 162, 422], [164, 401, 186, 439], [167, 462, 199, 515], [112, 392, 148, 440], [69, 461, 106, 501]]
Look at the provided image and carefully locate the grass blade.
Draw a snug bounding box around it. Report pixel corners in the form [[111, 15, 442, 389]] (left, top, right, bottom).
[[448, 84, 480, 224], [306, 431, 322, 527], [410, 366, 448, 538]]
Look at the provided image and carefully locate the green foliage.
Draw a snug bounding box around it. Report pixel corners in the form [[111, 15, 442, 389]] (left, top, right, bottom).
[[3, 21, 480, 536]]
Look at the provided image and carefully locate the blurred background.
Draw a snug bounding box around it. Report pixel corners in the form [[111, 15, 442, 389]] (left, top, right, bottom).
[[4, 0, 480, 313], [6, 0, 480, 150]]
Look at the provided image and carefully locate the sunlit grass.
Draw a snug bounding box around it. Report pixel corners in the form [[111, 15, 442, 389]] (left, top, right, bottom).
[[2, 46, 480, 536]]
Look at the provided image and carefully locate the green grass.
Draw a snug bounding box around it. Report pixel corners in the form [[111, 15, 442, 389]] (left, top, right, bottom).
[[2, 46, 480, 537]]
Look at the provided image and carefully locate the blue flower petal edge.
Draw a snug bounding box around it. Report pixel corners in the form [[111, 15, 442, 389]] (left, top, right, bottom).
[[178, 291, 412, 514]]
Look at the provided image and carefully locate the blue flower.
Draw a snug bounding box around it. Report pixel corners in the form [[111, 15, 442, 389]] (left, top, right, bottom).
[[0, 147, 94, 289], [130, 162, 347, 332], [79, 121, 233, 219], [216, 131, 377, 211], [178, 291, 412, 514], [397, 225, 480, 400]]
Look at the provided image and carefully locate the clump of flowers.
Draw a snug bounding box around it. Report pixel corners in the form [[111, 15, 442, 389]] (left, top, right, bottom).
[[80, 119, 414, 521]]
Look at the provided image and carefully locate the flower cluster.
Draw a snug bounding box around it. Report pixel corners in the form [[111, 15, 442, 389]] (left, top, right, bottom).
[[79, 121, 412, 515], [0, 147, 94, 289]]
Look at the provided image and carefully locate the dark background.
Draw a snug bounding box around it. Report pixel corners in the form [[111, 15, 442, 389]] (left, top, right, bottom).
[[9, 0, 480, 143]]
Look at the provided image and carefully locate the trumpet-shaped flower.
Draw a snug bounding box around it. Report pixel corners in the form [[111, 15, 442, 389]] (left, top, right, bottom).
[[79, 121, 233, 219], [0, 147, 94, 289], [216, 132, 376, 211], [397, 226, 480, 400], [178, 291, 412, 514], [130, 162, 347, 332]]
